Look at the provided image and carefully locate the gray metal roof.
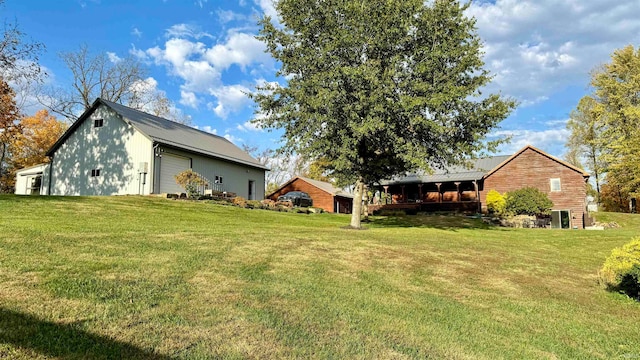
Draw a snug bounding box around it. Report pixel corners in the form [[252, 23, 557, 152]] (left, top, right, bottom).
[[297, 176, 354, 198], [379, 155, 511, 185], [47, 98, 267, 170]]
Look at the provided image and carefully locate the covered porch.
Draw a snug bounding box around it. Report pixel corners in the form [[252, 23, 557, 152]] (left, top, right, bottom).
[[369, 180, 482, 213]]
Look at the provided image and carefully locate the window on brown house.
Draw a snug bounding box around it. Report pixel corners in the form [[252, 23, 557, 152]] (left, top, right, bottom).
[[550, 178, 561, 192]]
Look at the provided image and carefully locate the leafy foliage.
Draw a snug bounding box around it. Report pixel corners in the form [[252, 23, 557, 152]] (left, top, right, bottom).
[[0, 78, 20, 192], [486, 189, 506, 215], [252, 0, 515, 227], [600, 183, 631, 213], [600, 238, 640, 300], [9, 110, 67, 170], [567, 45, 640, 205], [505, 187, 553, 216], [174, 169, 207, 198], [565, 96, 603, 202]]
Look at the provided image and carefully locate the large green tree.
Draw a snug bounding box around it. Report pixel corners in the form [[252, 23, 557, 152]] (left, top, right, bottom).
[[568, 45, 640, 205], [566, 95, 604, 203], [592, 45, 640, 198], [252, 0, 515, 228]]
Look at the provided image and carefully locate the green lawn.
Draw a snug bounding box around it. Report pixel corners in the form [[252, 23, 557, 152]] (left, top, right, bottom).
[[1, 195, 639, 359]]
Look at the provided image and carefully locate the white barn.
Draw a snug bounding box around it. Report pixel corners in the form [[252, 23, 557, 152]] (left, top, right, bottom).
[[17, 98, 267, 199]]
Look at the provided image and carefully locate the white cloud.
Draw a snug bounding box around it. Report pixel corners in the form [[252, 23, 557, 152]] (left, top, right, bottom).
[[237, 120, 262, 132], [106, 52, 122, 63], [145, 27, 272, 118], [254, 0, 278, 21], [195, 125, 218, 135], [165, 23, 213, 40], [204, 31, 270, 70], [131, 27, 142, 38], [210, 84, 251, 119], [489, 128, 571, 156], [216, 9, 249, 24], [223, 133, 243, 144], [466, 0, 640, 102], [180, 90, 200, 108]]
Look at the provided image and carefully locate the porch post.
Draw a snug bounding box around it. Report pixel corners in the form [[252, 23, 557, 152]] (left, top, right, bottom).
[[401, 185, 405, 203], [454, 182, 461, 202], [383, 185, 389, 204], [473, 181, 480, 212], [418, 184, 423, 202], [435, 183, 442, 203]]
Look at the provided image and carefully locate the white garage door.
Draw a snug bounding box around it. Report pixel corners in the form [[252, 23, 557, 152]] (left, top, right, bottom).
[[159, 153, 191, 194]]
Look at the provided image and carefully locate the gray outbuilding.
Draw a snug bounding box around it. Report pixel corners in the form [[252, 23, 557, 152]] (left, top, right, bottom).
[[38, 98, 267, 198]]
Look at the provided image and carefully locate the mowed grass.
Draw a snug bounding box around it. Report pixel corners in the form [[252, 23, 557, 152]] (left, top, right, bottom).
[[1, 195, 639, 359]]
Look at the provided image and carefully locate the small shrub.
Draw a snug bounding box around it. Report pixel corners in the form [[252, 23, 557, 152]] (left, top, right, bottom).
[[232, 196, 247, 208], [505, 187, 553, 216], [260, 199, 276, 209], [486, 189, 506, 215], [174, 170, 208, 198], [246, 200, 262, 209], [600, 237, 640, 299]]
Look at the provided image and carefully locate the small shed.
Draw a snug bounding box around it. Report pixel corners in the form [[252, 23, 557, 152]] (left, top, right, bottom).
[[15, 163, 50, 195], [267, 176, 353, 213]]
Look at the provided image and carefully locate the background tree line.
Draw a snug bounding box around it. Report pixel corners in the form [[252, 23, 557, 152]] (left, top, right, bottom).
[[566, 45, 640, 212]]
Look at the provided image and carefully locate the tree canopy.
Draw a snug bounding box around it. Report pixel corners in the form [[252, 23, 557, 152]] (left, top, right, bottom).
[[567, 45, 640, 207], [252, 0, 515, 227], [9, 109, 67, 170]]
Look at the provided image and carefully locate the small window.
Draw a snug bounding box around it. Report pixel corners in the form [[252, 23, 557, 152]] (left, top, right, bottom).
[[91, 169, 101, 177], [215, 175, 223, 184], [94, 119, 104, 128], [550, 178, 561, 192]]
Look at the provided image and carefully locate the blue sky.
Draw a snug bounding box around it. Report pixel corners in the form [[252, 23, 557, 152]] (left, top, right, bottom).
[[4, 0, 640, 158]]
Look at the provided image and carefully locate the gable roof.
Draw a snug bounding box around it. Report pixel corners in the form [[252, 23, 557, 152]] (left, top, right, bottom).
[[267, 176, 354, 199], [379, 155, 511, 186], [484, 145, 589, 178], [379, 145, 590, 186], [47, 98, 267, 170]]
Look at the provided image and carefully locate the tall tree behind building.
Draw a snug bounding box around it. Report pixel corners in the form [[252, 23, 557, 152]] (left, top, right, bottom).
[[567, 45, 640, 207], [40, 45, 189, 124]]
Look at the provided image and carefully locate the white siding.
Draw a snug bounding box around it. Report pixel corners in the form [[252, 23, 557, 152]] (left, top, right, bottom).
[[49, 105, 153, 195], [155, 147, 266, 199], [14, 164, 49, 195]]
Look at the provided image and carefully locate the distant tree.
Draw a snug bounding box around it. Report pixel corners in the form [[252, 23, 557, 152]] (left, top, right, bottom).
[[252, 0, 515, 228], [592, 46, 640, 198], [600, 182, 630, 213], [0, 78, 20, 192], [302, 157, 332, 183], [0, 0, 45, 82], [8, 109, 67, 170], [242, 144, 291, 194], [41, 44, 188, 124], [566, 96, 605, 203]]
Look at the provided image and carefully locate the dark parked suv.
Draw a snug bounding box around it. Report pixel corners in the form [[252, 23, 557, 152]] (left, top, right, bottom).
[[277, 191, 313, 207]]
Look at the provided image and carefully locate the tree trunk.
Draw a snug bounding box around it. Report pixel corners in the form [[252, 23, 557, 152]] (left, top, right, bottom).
[[363, 184, 369, 222], [350, 179, 364, 229]]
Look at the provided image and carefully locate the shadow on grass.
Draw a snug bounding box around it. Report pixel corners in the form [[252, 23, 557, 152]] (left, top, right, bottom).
[[0, 308, 172, 359], [367, 214, 503, 231]]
